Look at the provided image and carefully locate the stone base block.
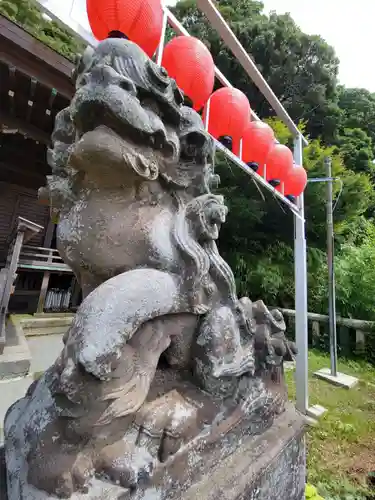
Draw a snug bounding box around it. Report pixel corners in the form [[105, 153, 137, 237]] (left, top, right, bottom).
[[307, 404, 327, 420], [314, 367, 359, 389], [0, 318, 31, 380], [1, 405, 306, 500], [181, 405, 306, 500], [0, 375, 34, 443]]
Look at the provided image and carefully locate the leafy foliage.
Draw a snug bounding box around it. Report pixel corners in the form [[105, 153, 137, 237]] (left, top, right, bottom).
[[305, 483, 324, 500], [335, 222, 375, 320], [338, 87, 375, 157], [336, 128, 374, 177], [0, 0, 85, 60]]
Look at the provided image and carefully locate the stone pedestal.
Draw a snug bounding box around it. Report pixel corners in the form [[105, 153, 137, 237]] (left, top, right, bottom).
[[182, 405, 306, 500], [1, 404, 305, 500]]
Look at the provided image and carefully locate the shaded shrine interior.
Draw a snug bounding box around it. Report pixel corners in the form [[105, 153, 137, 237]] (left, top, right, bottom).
[[0, 14, 81, 315]]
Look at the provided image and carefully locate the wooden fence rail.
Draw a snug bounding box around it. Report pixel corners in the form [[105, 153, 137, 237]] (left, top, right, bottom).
[[278, 307, 374, 356]]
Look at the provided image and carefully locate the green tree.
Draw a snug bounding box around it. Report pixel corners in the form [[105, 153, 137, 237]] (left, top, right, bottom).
[[338, 87, 375, 155], [172, 0, 341, 141], [335, 220, 375, 321], [336, 128, 374, 177]]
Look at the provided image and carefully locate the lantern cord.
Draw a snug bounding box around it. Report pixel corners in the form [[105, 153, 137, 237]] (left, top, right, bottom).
[[271, 191, 287, 215], [214, 146, 266, 203], [69, 0, 74, 18], [332, 178, 343, 213], [252, 178, 266, 202]]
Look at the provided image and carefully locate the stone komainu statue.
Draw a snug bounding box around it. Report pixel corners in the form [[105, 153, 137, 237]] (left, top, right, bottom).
[[4, 39, 297, 500]]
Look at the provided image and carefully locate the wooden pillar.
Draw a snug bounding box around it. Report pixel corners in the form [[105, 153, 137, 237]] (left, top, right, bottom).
[[339, 326, 350, 357], [0, 217, 43, 352], [0, 231, 25, 353], [38, 219, 56, 314], [356, 329, 366, 354], [37, 272, 51, 314], [70, 277, 81, 309], [43, 219, 55, 249], [37, 247, 53, 314], [311, 320, 320, 347]]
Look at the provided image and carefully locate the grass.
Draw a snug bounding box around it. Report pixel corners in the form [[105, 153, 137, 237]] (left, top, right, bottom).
[[286, 350, 375, 499]]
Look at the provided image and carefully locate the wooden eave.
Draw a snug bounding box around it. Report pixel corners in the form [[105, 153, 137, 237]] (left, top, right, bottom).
[[0, 14, 75, 146]]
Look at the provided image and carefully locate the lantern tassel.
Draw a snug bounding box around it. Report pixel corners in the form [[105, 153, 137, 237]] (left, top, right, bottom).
[[269, 179, 281, 188], [246, 161, 258, 172], [108, 30, 129, 39]]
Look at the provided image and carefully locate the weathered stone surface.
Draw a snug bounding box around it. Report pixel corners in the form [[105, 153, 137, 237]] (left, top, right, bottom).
[[181, 404, 306, 500], [3, 37, 304, 499]]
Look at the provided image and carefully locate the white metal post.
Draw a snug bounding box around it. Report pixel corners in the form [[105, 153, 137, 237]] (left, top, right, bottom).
[[239, 138, 243, 160], [155, 8, 168, 66], [293, 134, 309, 415], [325, 157, 338, 377], [204, 98, 211, 131]]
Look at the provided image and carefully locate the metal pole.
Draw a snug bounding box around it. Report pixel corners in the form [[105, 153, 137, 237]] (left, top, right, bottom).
[[155, 8, 168, 66], [196, 0, 308, 145], [294, 134, 309, 414], [325, 156, 338, 377]]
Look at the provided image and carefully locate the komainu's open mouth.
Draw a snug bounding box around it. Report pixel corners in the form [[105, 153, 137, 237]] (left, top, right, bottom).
[[71, 84, 178, 159]]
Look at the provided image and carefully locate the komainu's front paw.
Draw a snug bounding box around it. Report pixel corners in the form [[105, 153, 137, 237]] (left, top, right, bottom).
[[96, 439, 154, 489], [27, 449, 94, 498], [135, 391, 199, 462], [95, 391, 200, 490], [28, 462, 74, 498]]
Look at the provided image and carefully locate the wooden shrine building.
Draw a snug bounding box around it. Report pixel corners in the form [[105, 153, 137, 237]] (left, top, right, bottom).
[[0, 14, 81, 350]]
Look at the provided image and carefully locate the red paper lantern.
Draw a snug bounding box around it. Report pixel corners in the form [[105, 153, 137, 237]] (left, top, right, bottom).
[[281, 164, 308, 197], [86, 0, 163, 58], [202, 87, 251, 141], [265, 144, 294, 185], [233, 121, 275, 175], [162, 36, 215, 111]]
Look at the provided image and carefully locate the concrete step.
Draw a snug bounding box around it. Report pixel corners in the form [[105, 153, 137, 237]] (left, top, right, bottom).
[[19, 315, 74, 335], [24, 325, 70, 337], [33, 312, 75, 318], [28, 334, 64, 374], [2, 314, 73, 379], [0, 319, 31, 380], [0, 374, 34, 442]]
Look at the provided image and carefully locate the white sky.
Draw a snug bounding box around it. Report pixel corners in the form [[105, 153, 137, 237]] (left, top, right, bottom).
[[260, 0, 375, 92], [69, 0, 375, 91]]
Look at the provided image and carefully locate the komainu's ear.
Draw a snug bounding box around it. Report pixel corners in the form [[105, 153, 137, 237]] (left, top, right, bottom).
[[72, 46, 95, 85], [123, 152, 159, 181]]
